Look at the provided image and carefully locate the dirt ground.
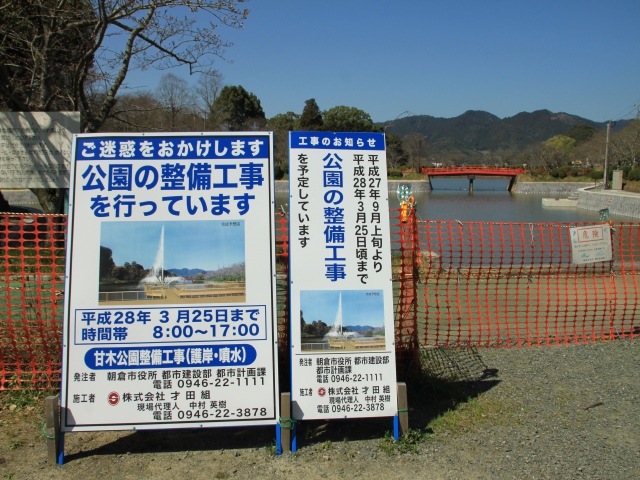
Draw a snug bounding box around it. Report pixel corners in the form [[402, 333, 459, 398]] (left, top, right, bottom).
[[1, 339, 638, 480]]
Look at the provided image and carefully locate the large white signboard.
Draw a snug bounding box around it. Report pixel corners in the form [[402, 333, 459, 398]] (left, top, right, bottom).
[[61, 132, 279, 431], [570, 224, 613, 264], [0, 112, 80, 188], [289, 131, 398, 420]]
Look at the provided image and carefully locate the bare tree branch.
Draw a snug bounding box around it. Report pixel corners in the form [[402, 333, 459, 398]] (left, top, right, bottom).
[[0, 0, 249, 212]]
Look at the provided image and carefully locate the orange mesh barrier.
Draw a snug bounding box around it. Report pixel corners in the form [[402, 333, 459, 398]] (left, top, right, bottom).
[[0, 213, 290, 391], [0, 214, 67, 390], [2, 211, 638, 389], [390, 208, 640, 348]]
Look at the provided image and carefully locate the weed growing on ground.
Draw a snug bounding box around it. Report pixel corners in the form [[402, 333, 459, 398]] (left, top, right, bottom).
[[378, 428, 427, 455], [7, 441, 24, 451], [427, 395, 520, 437], [266, 442, 277, 456], [0, 389, 57, 412]]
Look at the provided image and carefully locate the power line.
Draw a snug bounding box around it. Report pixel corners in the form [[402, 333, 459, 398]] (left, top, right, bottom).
[[611, 99, 640, 123]]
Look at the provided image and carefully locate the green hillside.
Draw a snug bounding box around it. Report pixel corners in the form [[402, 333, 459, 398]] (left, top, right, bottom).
[[381, 110, 629, 153]]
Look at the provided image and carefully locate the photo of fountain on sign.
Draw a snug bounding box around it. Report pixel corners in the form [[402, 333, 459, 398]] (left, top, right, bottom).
[[98, 220, 245, 305], [299, 290, 387, 352]]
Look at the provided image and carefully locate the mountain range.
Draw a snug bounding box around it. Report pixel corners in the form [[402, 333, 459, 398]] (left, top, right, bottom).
[[168, 268, 206, 277], [381, 109, 630, 153]]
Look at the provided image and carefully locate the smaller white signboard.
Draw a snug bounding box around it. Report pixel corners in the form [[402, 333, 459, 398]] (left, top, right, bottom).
[[0, 112, 79, 188], [288, 131, 398, 421], [570, 224, 613, 264]]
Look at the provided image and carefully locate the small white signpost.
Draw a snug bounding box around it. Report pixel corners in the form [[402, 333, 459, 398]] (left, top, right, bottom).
[[570, 224, 613, 264], [288, 131, 398, 444], [61, 133, 279, 446]]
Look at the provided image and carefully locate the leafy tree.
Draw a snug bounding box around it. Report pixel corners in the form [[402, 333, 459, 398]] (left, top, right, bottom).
[[298, 98, 323, 130], [538, 135, 576, 169], [302, 320, 329, 337], [565, 125, 597, 144], [194, 273, 205, 283], [0, 0, 248, 212], [628, 168, 640, 181], [549, 168, 567, 179], [111, 266, 129, 281], [268, 112, 299, 132], [212, 85, 265, 131], [544, 135, 576, 155], [322, 105, 380, 132], [99, 246, 115, 280], [268, 112, 299, 175]]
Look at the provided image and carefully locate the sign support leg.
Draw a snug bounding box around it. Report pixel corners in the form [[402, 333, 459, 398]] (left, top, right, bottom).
[[292, 421, 297, 453], [395, 382, 408, 440], [45, 395, 63, 465], [58, 432, 65, 465], [278, 392, 291, 454], [393, 415, 399, 440]]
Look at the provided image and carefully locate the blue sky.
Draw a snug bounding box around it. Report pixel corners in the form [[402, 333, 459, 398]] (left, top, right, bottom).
[[122, 0, 640, 123], [100, 220, 245, 270], [300, 290, 386, 328]]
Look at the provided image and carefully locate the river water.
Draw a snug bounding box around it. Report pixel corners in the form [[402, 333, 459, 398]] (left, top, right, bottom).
[[278, 178, 628, 223]]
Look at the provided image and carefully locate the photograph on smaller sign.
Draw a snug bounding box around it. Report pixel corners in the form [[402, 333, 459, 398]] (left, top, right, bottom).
[[300, 290, 386, 352], [99, 220, 245, 305]]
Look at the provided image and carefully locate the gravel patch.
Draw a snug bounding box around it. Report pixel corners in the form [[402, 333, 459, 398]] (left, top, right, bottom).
[[0, 339, 638, 479]]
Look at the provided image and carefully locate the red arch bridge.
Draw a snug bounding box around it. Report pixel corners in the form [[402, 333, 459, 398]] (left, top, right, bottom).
[[422, 166, 525, 192]]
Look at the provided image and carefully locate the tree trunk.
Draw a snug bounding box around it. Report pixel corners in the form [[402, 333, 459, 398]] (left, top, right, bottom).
[[0, 191, 11, 212], [30, 188, 66, 214]]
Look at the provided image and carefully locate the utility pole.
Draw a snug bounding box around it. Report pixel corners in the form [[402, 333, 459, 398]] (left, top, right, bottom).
[[603, 121, 612, 190]]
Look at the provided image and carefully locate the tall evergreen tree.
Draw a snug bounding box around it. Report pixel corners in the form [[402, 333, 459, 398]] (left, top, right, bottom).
[[322, 105, 380, 133], [212, 85, 265, 131], [299, 98, 323, 130]]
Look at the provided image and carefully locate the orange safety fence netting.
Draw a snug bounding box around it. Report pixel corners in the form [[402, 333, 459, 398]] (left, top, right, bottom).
[[1, 211, 638, 390], [390, 208, 639, 349], [0, 214, 67, 390]]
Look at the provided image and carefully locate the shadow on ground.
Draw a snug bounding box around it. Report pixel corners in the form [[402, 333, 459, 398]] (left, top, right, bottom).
[[404, 347, 500, 431], [64, 347, 499, 459]]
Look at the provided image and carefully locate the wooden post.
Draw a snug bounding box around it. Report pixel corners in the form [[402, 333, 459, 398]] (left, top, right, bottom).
[[279, 392, 291, 454], [45, 396, 60, 464], [397, 382, 408, 437]]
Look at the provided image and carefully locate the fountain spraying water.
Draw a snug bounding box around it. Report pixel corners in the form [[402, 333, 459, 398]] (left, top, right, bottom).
[[139, 226, 184, 287], [324, 293, 358, 339]]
